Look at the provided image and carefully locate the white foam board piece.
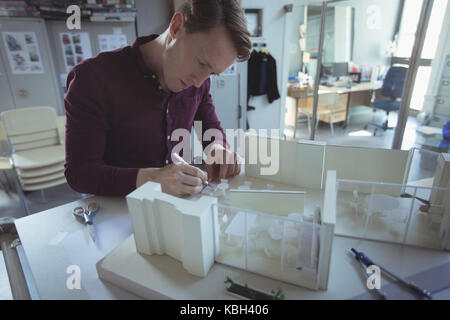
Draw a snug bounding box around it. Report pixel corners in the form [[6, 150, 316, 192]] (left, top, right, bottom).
[[278, 139, 297, 185], [126, 182, 218, 277], [295, 142, 326, 189], [318, 170, 337, 289], [324, 145, 410, 190], [245, 135, 325, 189], [244, 133, 260, 179], [431, 153, 450, 250], [95, 235, 438, 300], [96, 235, 309, 300], [228, 189, 305, 216]]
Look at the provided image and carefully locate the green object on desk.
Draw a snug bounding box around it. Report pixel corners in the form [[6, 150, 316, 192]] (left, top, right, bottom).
[[224, 276, 285, 300]]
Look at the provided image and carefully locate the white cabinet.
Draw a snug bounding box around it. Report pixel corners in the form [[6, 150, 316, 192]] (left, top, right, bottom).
[[209, 62, 248, 132], [438, 77, 450, 98], [432, 54, 450, 126], [435, 96, 450, 117], [442, 55, 450, 78]]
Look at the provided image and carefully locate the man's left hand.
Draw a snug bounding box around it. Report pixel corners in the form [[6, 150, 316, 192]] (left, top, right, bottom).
[[205, 144, 242, 182]]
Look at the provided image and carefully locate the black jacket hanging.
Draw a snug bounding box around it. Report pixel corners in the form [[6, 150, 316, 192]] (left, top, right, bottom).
[[247, 49, 280, 103]]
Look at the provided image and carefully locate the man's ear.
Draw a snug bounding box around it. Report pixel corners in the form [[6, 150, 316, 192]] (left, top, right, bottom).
[[169, 12, 184, 41]]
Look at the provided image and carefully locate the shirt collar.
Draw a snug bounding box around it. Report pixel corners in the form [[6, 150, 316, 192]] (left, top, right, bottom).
[[131, 35, 161, 87]]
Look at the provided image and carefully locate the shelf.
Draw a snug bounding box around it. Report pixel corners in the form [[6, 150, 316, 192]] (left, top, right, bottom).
[[84, 4, 135, 9]]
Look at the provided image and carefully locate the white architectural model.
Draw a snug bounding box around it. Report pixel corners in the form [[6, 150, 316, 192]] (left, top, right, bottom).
[[122, 134, 449, 294], [127, 170, 336, 290], [245, 137, 450, 251], [126, 182, 219, 278]]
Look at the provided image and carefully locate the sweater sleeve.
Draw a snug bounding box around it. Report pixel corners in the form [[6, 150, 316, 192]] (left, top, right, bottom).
[[64, 63, 140, 197], [194, 78, 229, 150], [267, 55, 280, 103]]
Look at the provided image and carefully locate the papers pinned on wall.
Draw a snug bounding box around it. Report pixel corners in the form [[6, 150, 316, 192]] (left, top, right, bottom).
[[2, 32, 44, 74], [59, 32, 93, 73], [98, 34, 127, 53]]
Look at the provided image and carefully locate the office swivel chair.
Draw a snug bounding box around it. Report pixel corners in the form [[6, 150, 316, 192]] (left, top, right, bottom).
[[364, 66, 408, 136]]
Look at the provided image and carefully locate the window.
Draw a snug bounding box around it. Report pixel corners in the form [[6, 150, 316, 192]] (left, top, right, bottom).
[[394, 0, 448, 110]]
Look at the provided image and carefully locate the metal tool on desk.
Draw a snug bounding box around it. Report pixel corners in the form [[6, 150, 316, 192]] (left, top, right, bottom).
[[72, 202, 99, 242], [352, 251, 387, 300], [350, 248, 433, 300]]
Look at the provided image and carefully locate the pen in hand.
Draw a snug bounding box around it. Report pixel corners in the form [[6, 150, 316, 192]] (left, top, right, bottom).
[[171, 152, 209, 188]]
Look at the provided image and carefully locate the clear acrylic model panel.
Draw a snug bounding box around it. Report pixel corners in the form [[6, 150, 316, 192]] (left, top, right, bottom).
[[213, 203, 323, 290], [336, 179, 450, 249], [406, 148, 441, 184]]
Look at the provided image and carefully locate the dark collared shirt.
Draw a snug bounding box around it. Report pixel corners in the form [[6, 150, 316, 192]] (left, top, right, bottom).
[[64, 35, 226, 196]]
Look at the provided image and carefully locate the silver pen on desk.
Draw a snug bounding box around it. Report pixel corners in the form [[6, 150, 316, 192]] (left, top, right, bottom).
[[355, 255, 387, 300], [351, 248, 433, 300]]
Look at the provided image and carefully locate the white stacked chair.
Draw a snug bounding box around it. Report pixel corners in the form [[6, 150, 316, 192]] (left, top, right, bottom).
[[0, 106, 66, 215]]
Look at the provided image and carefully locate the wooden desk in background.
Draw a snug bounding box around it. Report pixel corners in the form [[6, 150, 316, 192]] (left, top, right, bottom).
[[286, 82, 382, 129]]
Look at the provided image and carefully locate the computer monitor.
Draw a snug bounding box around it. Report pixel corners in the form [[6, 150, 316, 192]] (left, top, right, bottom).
[[332, 62, 348, 80], [321, 64, 333, 78]]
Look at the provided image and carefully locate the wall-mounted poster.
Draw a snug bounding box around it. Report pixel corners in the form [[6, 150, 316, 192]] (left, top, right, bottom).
[[2, 32, 44, 74], [98, 34, 127, 52], [59, 32, 93, 72]]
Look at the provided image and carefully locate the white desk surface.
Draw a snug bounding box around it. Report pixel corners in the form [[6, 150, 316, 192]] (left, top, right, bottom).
[[15, 195, 450, 300], [15, 196, 139, 299]]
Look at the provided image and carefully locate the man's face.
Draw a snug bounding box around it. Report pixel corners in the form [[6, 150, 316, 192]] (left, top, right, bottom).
[[162, 15, 238, 92]]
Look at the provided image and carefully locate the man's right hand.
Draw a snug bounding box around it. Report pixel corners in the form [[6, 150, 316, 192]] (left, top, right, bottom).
[[136, 163, 208, 197]]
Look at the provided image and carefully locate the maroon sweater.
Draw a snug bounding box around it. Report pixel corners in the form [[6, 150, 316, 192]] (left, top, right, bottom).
[[64, 35, 226, 197]]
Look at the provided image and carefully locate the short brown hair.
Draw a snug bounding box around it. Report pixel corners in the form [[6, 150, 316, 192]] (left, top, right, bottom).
[[177, 0, 251, 62]]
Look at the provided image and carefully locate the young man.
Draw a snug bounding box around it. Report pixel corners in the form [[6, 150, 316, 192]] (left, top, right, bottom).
[[64, 0, 251, 197]]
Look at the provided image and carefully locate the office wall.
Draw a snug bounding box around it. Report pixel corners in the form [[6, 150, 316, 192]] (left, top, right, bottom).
[[334, 6, 352, 63], [46, 20, 136, 101], [243, 0, 297, 131], [136, 0, 172, 37], [423, 1, 450, 119], [346, 0, 401, 66], [0, 18, 63, 114], [287, 6, 305, 78], [299, 0, 400, 67]]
